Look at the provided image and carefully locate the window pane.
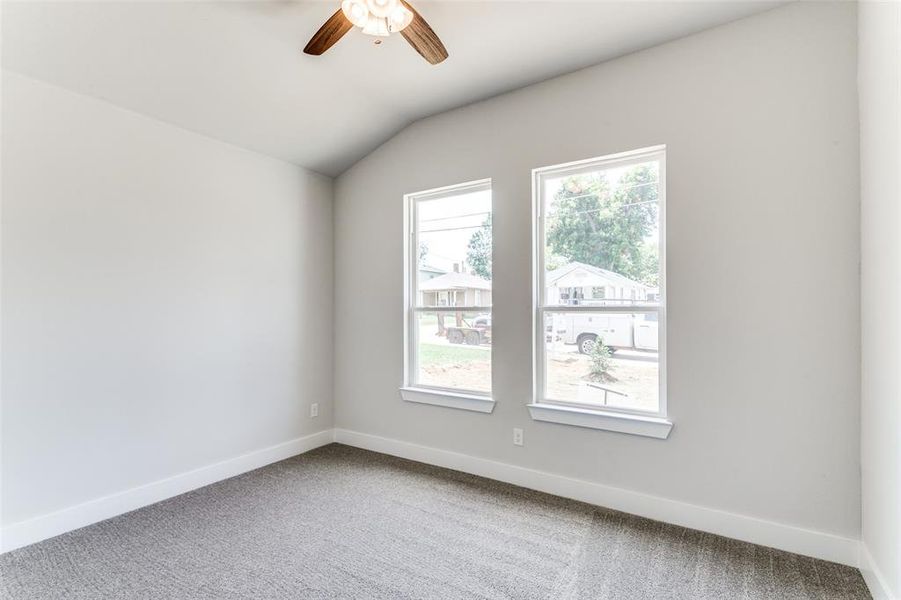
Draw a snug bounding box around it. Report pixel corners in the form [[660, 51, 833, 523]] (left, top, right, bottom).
[[543, 161, 660, 308], [544, 311, 658, 412], [417, 188, 492, 308], [415, 311, 491, 393]]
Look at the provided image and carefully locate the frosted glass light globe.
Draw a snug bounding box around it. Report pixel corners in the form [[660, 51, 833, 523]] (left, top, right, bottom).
[[362, 14, 390, 37], [340, 0, 369, 27], [387, 5, 413, 32], [365, 0, 396, 18]]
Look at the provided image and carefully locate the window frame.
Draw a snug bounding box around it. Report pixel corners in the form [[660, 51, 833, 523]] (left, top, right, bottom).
[[531, 146, 671, 435], [401, 179, 494, 410]]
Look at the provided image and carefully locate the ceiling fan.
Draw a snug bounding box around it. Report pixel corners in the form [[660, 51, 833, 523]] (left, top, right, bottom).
[[303, 0, 448, 65]]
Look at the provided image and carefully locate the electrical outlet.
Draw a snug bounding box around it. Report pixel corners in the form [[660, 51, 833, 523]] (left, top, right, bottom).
[[513, 428, 524, 446], [310, 403, 319, 418]]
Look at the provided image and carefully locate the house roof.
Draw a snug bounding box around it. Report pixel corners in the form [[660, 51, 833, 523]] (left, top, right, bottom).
[[419, 264, 447, 275], [545, 262, 647, 289], [419, 272, 491, 292]]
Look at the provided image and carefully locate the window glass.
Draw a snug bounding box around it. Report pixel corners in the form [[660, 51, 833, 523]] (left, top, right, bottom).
[[537, 150, 664, 415], [414, 311, 491, 393], [408, 182, 492, 395], [543, 160, 660, 308], [544, 311, 658, 412], [416, 190, 492, 308]]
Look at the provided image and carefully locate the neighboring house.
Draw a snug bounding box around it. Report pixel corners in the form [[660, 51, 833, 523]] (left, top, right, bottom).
[[418, 263, 446, 282], [419, 271, 492, 307], [545, 261, 649, 306]]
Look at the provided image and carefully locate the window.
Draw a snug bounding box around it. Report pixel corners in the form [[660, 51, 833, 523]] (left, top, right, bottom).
[[531, 147, 670, 437], [402, 180, 494, 412]]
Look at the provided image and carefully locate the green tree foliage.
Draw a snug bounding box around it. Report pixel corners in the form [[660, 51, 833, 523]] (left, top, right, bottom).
[[466, 214, 492, 280], [544, 253, 570, 271], [546, 165, 659, 285]]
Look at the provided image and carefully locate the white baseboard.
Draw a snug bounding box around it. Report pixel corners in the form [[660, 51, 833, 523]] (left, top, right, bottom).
[[0, 429, 335, 554], [860, 544, 898, 599], [333, 428, 861, 568], [3, 427, 864, 572]]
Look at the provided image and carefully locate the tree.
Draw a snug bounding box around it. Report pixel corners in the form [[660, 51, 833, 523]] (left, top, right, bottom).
[[638, 241, 659, 287], [588, 340, 613, 382], [466, 214, 492, 280], [546, 165, 659, 285], [544, 253, 570, 271]]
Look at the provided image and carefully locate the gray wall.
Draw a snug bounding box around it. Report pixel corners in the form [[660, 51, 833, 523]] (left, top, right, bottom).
[[334, 2, 860, 537], [1, 72, 334, 526], [859, 1, 901, 596]]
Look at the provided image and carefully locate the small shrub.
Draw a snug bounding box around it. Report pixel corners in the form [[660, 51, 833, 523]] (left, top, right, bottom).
[[589, 340, 612, 381]]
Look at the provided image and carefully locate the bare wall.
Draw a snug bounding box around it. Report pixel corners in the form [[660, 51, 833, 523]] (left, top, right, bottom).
[[859, 1, 901, 596], [1, 72, 334, 527], [334, 2, 860, 538]]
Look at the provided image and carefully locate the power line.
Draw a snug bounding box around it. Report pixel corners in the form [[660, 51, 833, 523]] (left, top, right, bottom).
[[420, 224, 488, 234], [545, 198, 659, 220], [420, 210, 490, 224]]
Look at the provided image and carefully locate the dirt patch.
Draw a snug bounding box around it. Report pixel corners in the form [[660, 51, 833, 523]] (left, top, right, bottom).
[[416, 341, 658, 412], [547, 351, 658, 412]]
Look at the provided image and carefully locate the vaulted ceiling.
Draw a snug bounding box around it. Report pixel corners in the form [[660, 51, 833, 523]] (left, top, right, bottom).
[[2, 1, 782, 176]]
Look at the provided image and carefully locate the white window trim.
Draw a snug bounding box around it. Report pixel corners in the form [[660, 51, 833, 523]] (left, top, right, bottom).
[[531, 146, 671, 438], [527, 402, 672, 438], [402, 179, 494, 412], [400, 387, 496, 413]]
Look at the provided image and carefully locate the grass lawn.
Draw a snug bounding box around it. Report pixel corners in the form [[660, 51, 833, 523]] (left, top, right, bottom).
[[418, 343, 487, 365], [417, 342, 491, 393]]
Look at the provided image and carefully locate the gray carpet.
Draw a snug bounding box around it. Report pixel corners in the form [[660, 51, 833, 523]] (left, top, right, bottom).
[[1, 444, 870, 599]]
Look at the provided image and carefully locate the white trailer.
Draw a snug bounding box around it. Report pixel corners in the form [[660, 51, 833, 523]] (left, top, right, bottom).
[[551, 313, 658, 354]]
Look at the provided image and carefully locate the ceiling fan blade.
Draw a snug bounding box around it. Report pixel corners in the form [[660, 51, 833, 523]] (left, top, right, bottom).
[[399, 1, 448, 65], [303, 9, 353, 55]]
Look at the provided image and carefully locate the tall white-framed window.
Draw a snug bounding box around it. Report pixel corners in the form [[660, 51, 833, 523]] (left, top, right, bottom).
[[530, 146, 671, 438], [401, 179, 494, 413]]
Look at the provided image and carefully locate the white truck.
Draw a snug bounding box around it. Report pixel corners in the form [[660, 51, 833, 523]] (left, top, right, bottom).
[[551, 313, 658, 354]]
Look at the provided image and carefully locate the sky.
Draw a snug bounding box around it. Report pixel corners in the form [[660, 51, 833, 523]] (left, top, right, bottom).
[[417, 189, 491, 274]]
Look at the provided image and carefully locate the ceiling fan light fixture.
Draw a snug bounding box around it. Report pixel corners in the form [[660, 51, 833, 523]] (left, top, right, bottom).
[[340, 0, 369, 28], [365, 0, 395, 18], [388, 5, 413, 32], [361, 14, 390, 37]]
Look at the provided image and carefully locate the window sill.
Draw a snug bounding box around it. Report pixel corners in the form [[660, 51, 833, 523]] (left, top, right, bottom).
[[400, 387, 496, 413], [527, 403, 673, 439]]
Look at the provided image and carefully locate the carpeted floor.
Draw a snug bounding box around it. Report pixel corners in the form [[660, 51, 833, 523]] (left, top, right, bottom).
[[1, 444, 870, 599]]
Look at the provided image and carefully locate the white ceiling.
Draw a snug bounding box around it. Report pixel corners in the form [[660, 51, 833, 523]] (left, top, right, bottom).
[[2, 1, 782, 176]]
